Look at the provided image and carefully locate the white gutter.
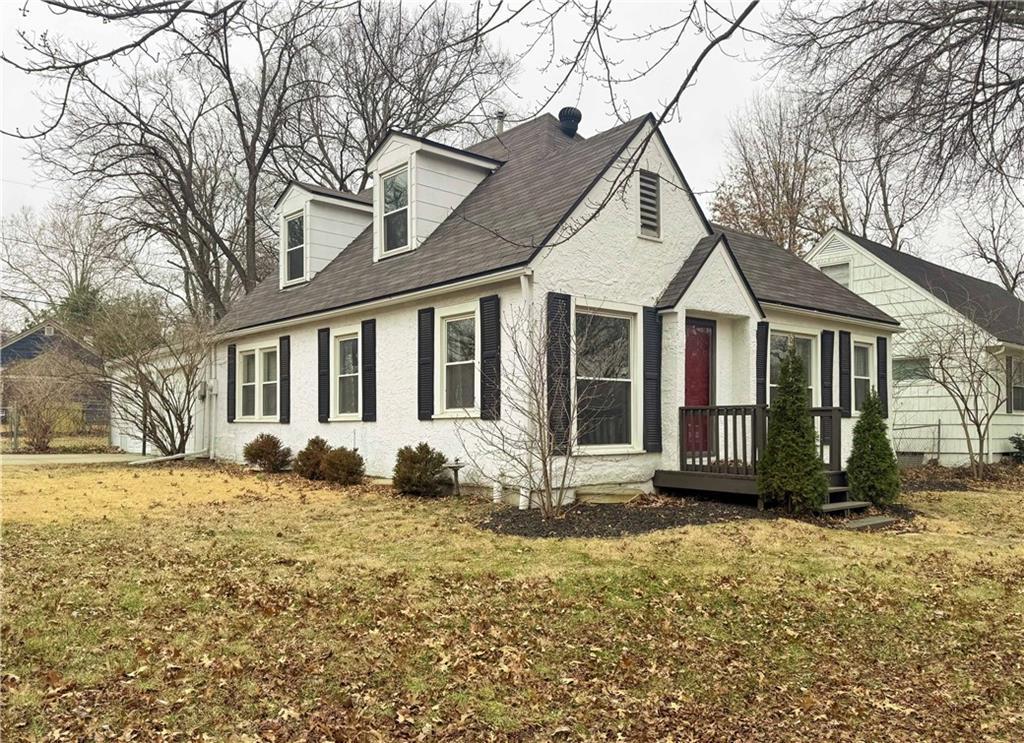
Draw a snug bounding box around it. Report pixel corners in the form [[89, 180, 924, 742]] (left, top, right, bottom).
[[761, 302, 903, 333], [216, 266, 533, 342]]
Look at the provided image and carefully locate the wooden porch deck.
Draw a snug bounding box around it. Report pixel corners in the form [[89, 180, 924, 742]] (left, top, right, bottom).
[[654, 405, 864, 511]]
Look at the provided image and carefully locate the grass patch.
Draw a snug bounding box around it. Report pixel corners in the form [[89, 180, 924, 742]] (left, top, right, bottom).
[[3, 463, 1024, 740]]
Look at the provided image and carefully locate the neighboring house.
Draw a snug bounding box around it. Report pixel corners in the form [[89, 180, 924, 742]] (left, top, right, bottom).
[[210, 109, 898, 504], [0, 320, 109, 427], [807, 230, 1024, 465]]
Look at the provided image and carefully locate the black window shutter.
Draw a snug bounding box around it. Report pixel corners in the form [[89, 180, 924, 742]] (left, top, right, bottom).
[[417, 308, 434, 420], [755, 322, 769, 406], [279, 335, 290, 423], [876, 336, 888, 417], [317, 328, 330, 423], [642, 306, 662, 453], [479, 295, 501, 420], [820, 330, 834, 444], [838, 330, 852, 418], [361, 319, 377, 422], [1006, 357, 1014, 413], [547, 292, 572, 454], [226, 344, 236, 423]]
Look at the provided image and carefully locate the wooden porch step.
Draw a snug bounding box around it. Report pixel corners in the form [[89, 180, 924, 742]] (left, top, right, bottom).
[[817, 500, 871, 514], [845, 515, 897, 531], [576, 486, 644, 504]]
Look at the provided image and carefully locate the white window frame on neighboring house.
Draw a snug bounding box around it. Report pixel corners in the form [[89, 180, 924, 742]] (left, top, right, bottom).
[[1011, 354, 1024, 412], [380, 165, 411, 258], [820, 261, 851, 289], [281, 210, 307, 286], [768, 329, 816, 406], [637, 169, 661, 240], [893, 356, 930, 383], [236, 342, 280, 422], [853, 340, 874, 412], [573, 299, 642, 455], [330, 324, 361, 421], [434, 301, 479, 418]]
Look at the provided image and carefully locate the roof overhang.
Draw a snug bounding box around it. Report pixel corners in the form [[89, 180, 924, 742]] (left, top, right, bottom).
[[272, 181, 373, 212], [761, 301, 902, 332], [366, 130, 505, 172]]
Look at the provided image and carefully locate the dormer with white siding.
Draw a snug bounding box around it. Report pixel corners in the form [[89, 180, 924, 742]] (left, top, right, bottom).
[[366, 132, 503, 262], [274, 182, 373, 289]]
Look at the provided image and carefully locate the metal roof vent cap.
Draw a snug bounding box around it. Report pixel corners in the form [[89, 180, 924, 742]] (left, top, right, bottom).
[[558, 106, 582, 136]]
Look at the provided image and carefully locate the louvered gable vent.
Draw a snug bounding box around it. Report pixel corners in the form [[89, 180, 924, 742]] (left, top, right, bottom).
[[639, 170, 660, 237]]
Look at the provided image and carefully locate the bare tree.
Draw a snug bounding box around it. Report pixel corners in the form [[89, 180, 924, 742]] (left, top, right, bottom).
[[712, 94, 835, 254], [957, 183, 1024, 299], [769, 0, 1024, 192], [904, 309, 1009, 477], [87, 294, 209, 456], [0, 203, 126, 330], [456, 300, 627, 518], [272, 3, 514, 193], [2, 350, 90, 451]]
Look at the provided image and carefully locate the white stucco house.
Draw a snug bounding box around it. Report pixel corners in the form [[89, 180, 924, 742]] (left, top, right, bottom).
[[807, 230, 1024, 466], [204, 109, 899, 505]]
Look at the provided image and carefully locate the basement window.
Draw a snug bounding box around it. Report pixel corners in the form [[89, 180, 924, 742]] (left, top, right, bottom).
[[638, 170, 660, 238]]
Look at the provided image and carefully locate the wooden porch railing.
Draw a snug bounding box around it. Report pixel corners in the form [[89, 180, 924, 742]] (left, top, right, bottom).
[[679, 405, 842, 476]]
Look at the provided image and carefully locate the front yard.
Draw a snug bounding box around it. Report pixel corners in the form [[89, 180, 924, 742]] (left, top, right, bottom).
[[3, 463, 1023, 741]]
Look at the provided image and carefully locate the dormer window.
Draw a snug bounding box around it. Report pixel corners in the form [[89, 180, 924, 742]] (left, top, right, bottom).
[[284, 212, 305, 283], [382, 167, 410, 254]]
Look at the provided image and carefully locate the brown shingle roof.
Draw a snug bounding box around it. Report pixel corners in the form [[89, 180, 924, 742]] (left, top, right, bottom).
[[659, 226, 898, 326], [839, 230, 1024, 345], [218, 114, 648, 333]]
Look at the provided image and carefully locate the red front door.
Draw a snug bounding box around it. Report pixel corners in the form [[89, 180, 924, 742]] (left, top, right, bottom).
[[685, 318, 715, 452]]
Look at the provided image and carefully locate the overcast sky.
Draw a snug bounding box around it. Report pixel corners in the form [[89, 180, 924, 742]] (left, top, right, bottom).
[[0, 1, 773, 218]]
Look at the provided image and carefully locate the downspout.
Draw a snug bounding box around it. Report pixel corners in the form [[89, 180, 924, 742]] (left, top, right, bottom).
[[519, 270, 536, 509]]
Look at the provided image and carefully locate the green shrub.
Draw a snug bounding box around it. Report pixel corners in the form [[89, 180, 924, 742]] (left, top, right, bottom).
[[1008, 433, 1024, 464], [846, 389, 900, 506], [294, 436, 331, 479], [320, 446, 366, 485], [393, 442, 450, 497], [757, 344, 828, 512], [242, 433, 292, 473]]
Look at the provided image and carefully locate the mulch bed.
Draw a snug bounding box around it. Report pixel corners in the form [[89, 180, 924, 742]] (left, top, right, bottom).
[[901, 462, 1024, 493], [479, 494, 919, 539]]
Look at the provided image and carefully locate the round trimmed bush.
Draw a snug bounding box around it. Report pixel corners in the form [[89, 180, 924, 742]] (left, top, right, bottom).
[[393, 442, 450, 497], [320, 446, 365, 485], [242, 433, 292, 473], [294, 436, 331, 480]]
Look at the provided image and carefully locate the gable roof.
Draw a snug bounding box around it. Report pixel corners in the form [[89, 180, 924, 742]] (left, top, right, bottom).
[[218, 114, 652, 334], [272, 181, 372, 210], [0, 320, 100, 367], [657, 233, 763, 317], [365, 129, 506, 170], [659, 226, 898, 326], [837, 230, 1024, 345]]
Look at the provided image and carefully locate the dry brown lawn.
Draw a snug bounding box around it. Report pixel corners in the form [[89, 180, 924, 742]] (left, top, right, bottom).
[[2, 462, 1023, 741]]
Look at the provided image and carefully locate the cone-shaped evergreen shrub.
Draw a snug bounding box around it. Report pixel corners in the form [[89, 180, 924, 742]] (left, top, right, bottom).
[[757, 345, 827, 512], [846, 389, 900, 506]]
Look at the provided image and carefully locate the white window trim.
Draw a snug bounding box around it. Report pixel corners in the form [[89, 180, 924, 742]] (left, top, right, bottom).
[[329, 324, 362, 421], [377, 164, 413, 260], [235, 342, 280, 422], [1009, 353, 1024, 411], [820, 261, 851, 289], [280, 208, 308, 288], [636, 169, 662, 242], [434, 301, 480, 418], [852, 340, 874, 413], [768, 328, 818, 406], [893, 355, 931, 384], [572, 299, 643, 456]]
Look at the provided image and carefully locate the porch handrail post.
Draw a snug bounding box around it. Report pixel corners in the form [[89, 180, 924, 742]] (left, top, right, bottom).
[[829, 406, 842, 471]]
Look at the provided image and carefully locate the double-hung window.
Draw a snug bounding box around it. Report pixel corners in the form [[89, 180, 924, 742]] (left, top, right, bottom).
[[382, 168, 409, 254], [853, 342, 872, 411], [1012, 356, 1024, 411], [769, 332, 813, 405], [442, 314, 476, 410], [335, 333, 360, 416], [894, 356, 930, 383], [576, 310, 633, 446], [284, 213, 305, 283], [238, 345, 278, 419]]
